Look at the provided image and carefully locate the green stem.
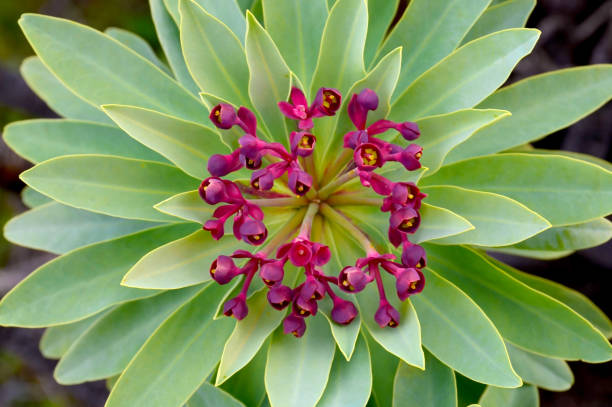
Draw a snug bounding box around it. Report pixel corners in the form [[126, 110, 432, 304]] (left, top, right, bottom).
[[298, 202, 320, 239], [326, 194, 381, 206], [261, 207, 306, 256], [319, 203, 376, 254], [318, 169, 358, 200], [322, 149, 354, 185], [248, 197, 307, 207]]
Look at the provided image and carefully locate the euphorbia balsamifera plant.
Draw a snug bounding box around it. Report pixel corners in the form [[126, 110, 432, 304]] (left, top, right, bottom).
[[1, 0, 611, 406]]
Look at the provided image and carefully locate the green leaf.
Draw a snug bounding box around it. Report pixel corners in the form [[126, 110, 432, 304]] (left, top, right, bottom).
[[317, 334, 372, 407], [265, 314, 335, 407], [221, 342, 268, 407], [3, 119, 166, 164], [364, 329, 398, 407], [105, 27, 170, 73], [503, 217, 612, 253], [462, 0, 536, 44], [55, 286, 202, 384], [40, 310, 110, 359], [393, 350, 457, 407], [378, 0, 490, 97], [318, 48, 402, 174], [150, 0, 200, 94], [155, 190, 212, 224], [310, 0, 367, 96], [479, 385, 538, 407], [20, 57, 113, 125], [525, 148, 612, 172], [506, 342, 573, 391], [4, 202, 157, 255], [262, 0, 328, 87], [456, 373, 487, 407], [216, 289, 285, 385], [447, 66, 612, 162], [325, 222, 424, 368], [106, 283, 234, 407], [425, 245, 612, 362], [422, 153, 612, 226], [364, 0, 399, 66], [103, 105, 228, 179], [19, 14, 206, 123], [411, 109, 510, 175], [244, 12, 291, 143], [0, 224, 196, 327], [21, 155, 200, 222], [421, 186, 551, 246], [21, 187, 51, 208], [413, 268, 521, 387], [179, 0, 251, 107], [165, 0, 246, 41], [188, 382, 245, 407], [493, 259, 612, 339], [390, 29, 539, 120], [488, 247, 574, 260]]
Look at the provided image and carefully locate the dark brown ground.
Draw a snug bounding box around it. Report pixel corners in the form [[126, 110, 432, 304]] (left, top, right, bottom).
[[0, 0, 611, 405]]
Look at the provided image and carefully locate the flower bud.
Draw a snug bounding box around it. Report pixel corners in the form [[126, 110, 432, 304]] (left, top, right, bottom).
[[283, 313, 307, 337], [354, 143, 384, 171], [203, 219, 225, 240], [290, 131, 316, 157], [239, 219, 268, 245], [288, 168, 312, 196], [210, 255, 239, 284], [223, 295, 248, 320], [374, 301, 400, 328], [396, 268, 424, 301], [260, 261, 285, 286], [313, 87, 342, 116], [390, 207, 421, 234], [207, 150, 242, 177], [331, 298, 358, 325], [199, 177, 228, 205], [338, 266, 370, 293], [288, 240, 312, 266], [209, 103, 237, 129], [401, 241, 426, 269], [311, 243, 331, 266], [267, 284, 293, 310], [293, 296, 318, 317]]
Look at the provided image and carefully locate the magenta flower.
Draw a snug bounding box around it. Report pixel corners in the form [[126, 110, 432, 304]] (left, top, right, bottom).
[[199, 87, 426, 336]]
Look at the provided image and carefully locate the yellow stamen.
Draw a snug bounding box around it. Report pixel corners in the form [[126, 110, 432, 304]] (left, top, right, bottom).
[[253, 235, 261, 241], [388, 321, 396, 327], [408, 193, 414, 200], [410, 281, 417, 290], [253, 181, 259, 188], [415, 152, 422, 159], [297, 185, 304, 192], [416, 261, 422, 268], [400, 218, 414, 229], [247, 159, 254, 166], [323, 101, 330, 108]]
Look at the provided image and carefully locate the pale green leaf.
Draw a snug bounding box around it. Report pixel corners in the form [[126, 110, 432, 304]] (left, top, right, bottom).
[[165, 0, 246, 41], [245, 12, 291, 143], [447, 66, 612, 162], [393, 350, 457, 407], [506, 342, 573, 391], [317, 334, 371, 407], [479, 385, 538, 407], [179, 0, 251, 106], [421, 186, 551, 246], [500, 217, 612, 256], [20, 57, 113, 124], [262, 0, 328, 87], [4, 202, 157, 255], [310, 0, 367, 96], [379, 0, 490, 97], [524, 148, 612, 172], [105, 27, 170, 73], [493, 259, 612, 339], [425, 245, 612, 362], [106, 284, 235, 407], [221, 342, 268, 407], [19, 14, 206, 123], [150, 0, 200, 94], [364, 330, 398, 407], [390, 29, 539, 120], [364, 0, 399, 66], [188, 382, 245, 407], [3, 119, 166, 164], [216, 290, 285, 385], [40, 310, 110, 359], [265, 314, 335, 407], [21, 155, 200, 222], [462, 0, 536, 44], [55, 286, 202, 384], [422, 153, 612, 226], [412, 109, 510, 175], [488, 247, 574, 260], [413, 268, 521, 387], [0, 224, 196, 327], [318, 48, 402, 175], [155, 190, 212, 224], [21, 187, 51, 208], [103, 105, 228, 179]]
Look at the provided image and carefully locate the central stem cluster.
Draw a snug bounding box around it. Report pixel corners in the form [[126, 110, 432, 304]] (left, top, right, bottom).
[[199, 86, 427, 337]]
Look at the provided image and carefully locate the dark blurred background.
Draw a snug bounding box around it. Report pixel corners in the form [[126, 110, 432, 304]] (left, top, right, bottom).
[[0, 0, 611, 406]]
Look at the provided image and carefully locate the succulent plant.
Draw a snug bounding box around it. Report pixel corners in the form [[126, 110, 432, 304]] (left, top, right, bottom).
[[2, 0, 612, 406]]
